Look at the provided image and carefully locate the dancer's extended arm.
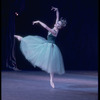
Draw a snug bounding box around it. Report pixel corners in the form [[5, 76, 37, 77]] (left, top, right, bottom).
[[32, 20, 57, 36], [51, 6, 59, 24]]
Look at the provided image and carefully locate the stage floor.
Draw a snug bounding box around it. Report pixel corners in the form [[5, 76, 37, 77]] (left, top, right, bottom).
[[1, 70, 98, 100]]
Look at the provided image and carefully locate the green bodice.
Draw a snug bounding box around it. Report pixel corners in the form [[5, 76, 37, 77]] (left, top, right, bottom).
[[47, 33, 56, 43]]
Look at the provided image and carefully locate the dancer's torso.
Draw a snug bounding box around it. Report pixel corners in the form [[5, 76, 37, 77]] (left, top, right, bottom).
[[47, 32, 56, 43]]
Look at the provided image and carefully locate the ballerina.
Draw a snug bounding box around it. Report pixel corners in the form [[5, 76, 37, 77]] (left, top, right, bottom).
[[14, 6, 67, 88]]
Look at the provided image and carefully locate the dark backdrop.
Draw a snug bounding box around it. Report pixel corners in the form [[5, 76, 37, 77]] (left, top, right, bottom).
[[1, 0, 98, 71]]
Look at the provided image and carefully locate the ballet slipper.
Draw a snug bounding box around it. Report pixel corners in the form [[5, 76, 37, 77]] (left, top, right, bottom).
[[14, 35, 22, 41], [50, 79, 55, 88]]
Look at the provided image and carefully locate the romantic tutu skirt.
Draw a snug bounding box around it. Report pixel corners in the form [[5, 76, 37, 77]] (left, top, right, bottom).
[[20, 35, 65, 74]]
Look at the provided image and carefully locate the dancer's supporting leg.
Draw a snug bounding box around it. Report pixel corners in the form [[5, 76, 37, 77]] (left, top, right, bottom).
[[50, 73, 55, 88]]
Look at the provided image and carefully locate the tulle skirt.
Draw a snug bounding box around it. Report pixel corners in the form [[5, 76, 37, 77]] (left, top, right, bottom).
[[20, 35, 65, 74]]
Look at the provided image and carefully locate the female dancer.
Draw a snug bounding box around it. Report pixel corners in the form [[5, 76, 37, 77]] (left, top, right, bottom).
[[14, 7, 67, 88]]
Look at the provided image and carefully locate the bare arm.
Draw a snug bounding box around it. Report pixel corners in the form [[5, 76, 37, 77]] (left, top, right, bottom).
[[32, 20, 57, 36], [51, 7, 59, 24]]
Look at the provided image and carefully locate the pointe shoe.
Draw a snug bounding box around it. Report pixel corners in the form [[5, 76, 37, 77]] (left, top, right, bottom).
[[6, 65, 21, 71], [50, 80, 55, 88], [14, 35, 22, 41], [12, 67, 21, 71]]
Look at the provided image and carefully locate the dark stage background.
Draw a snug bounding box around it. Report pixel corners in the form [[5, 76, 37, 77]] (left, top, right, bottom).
[[1, 0, 98, 71]]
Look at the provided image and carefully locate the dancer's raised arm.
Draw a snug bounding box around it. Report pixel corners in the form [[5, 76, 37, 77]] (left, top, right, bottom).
[[32, 20, 57, 36], [51, 6, 59, 24]]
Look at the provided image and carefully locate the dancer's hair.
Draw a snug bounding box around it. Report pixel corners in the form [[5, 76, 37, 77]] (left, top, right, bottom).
[[60, 17, 67, 28]]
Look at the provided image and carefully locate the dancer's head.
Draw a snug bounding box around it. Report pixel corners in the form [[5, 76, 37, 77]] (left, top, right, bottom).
[[54, 18, 67, 29]]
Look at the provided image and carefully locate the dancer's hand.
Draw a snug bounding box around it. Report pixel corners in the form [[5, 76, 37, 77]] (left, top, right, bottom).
[[32, 21, 39, 25], [51, 6, 58, 11], [15, 12, 19, 16]]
